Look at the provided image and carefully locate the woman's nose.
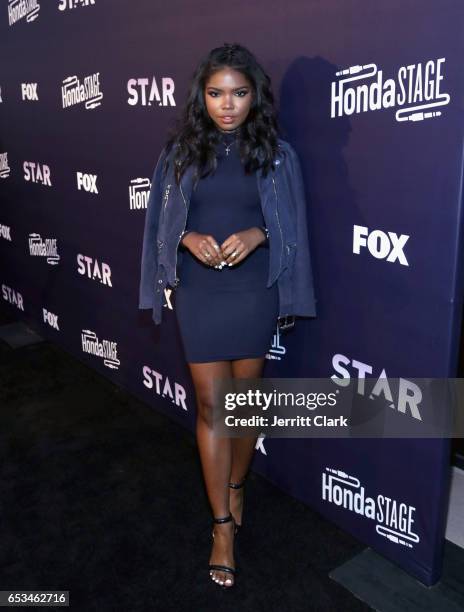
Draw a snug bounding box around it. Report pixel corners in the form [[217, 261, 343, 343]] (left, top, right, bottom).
[[222, 96, 234, 109]]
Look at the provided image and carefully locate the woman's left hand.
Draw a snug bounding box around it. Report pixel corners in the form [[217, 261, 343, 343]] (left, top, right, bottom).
[[220, 227, 266, 266]]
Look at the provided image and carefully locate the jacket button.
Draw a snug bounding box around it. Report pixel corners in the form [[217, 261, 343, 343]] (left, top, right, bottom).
[[158, 279, 163, 284], [174, 277, 179, 287]]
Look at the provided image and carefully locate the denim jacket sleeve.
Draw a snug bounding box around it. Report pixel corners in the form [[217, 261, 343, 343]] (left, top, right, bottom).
[[286, 144, 317, 317], [138, 147, 167, 309]]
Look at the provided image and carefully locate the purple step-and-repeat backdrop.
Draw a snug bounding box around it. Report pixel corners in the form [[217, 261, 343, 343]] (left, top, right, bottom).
[[2, 0, 463, 586]]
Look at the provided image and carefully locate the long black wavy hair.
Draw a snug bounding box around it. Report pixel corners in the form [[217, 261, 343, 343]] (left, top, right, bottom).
[[163, 43, 280, 186]]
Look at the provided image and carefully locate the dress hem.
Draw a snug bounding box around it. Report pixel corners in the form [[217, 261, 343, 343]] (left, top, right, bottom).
[[185, 350, 270, 364]]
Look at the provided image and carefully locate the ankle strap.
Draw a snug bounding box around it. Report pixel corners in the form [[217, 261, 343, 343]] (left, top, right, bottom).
[[229, 480, 245, 489], [212, 512, 233, 524], [229, 472, 248, 489]]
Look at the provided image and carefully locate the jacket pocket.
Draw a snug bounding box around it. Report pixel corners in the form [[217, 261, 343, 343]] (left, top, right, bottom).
[[284, 242, 297, 273], [157, 184, 171, 240]]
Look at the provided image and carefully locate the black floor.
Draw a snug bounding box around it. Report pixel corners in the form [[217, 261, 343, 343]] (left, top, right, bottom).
[[0, 304, 371, 611]]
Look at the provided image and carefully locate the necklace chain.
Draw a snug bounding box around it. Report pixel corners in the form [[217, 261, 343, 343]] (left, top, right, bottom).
[[220, 133, 237, 156], [215, 125, 239, 156]]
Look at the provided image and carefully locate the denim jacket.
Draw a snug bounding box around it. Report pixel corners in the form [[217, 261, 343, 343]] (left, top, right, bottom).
[[138, 138, 317, 327]]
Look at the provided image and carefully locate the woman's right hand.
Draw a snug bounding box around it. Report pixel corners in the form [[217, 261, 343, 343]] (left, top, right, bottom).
[[181, 232, 225, 268]]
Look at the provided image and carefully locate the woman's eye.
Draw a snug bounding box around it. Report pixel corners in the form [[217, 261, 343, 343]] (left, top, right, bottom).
[[207, 90, 248, 97]]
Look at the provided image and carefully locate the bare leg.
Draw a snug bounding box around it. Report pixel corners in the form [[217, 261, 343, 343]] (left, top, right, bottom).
[[188, 359, 235, 587], [229, 356, 266, 526]]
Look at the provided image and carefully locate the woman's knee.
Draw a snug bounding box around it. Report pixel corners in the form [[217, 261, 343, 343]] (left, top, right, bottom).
[[196, 394, 217, 427]]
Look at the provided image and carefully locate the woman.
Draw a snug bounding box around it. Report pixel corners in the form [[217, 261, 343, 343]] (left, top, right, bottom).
[[139, 43, 317, 588]]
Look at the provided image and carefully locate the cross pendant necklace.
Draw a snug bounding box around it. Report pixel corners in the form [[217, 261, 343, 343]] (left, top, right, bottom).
[[223, 137, 237, 156], [218, 125, 239, 156]]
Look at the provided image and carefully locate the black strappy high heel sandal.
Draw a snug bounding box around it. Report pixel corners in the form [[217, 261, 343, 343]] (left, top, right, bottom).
[[229, 473, 248, 535], [209, 512, 236, 588]]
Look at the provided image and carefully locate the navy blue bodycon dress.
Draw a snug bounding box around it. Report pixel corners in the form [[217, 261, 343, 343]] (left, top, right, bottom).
[[174, 131, 279, 363]]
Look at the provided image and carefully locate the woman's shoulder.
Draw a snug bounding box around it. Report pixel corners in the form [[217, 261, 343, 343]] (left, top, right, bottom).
[[276, 138, 297, 156], [275, 138, 299, 168], [159, 141, 178, 161]]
